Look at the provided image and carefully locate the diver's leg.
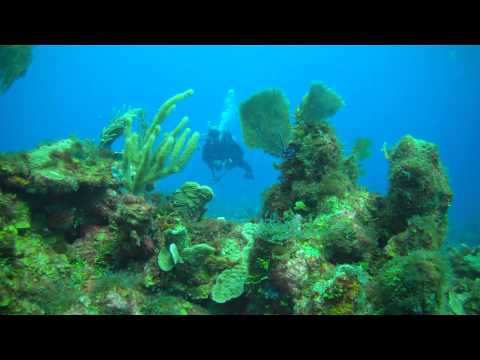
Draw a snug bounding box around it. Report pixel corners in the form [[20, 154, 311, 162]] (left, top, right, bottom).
[[239, 161, 254, 179], [211, 167, 218, 181]]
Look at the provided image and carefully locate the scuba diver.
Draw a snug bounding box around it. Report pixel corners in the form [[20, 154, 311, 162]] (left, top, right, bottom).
[[202, 128, 254, 183]]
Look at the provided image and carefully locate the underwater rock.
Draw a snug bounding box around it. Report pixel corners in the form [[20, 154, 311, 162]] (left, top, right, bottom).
[[87, 189, 120, 223], [243, 218, 314, 313], [270, 248, 311, 299], [114, 193, 155, 233], [367, 250, 449, 315], [246, 192, 380, 314], [142, 294, 210, 315], [320, 216, 376, 264], [313, 192, 379, 264], [371, 135, 454, 260], [101, 288, 146, 315], [67, 225, 119, 269], [384, 135, 453, 234], [244, 215, 372, 315], [0, 229, 82, 315], [255, 190, 379, 313], [294, 264, 369, 315], [188, 218, 237, 248], [0, 190, 31, 232], [0, 138, 118, 195], [45, 204, 77, 233], [384, 214, 447, 257], [64, 192, 157, 270], [262, 119, 354, 219], [446, 245, 480, 314], [0, 190, 32, 260], [448, 244, 480, 278]]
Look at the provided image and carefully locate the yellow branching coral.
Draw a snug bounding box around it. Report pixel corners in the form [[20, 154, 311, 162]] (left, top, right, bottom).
[[239, 89, 292, 157], [296, 82, 344, 123], [121, 89, 200, 194], [0, 45, 33, 94]]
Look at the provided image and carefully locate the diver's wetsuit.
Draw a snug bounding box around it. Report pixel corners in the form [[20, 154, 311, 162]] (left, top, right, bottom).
[[202, 129, 253, 182]]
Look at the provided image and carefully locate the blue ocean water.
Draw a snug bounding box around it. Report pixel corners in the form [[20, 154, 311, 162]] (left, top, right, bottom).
[[1, 45, 479, 245]]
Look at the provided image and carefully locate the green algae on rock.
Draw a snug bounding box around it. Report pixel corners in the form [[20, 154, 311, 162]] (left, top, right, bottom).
[[0, 138, 117, 195]]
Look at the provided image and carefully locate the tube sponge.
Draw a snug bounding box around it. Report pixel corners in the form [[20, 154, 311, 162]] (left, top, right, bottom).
[[121, 90, 200, 194]]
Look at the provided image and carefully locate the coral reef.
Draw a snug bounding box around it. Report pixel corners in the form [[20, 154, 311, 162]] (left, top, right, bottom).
[[384, 135, 452, 231], [377, 135, 453, 259], [367, 251, 449, 314], [0, 80, 465, 315], [0, 138, 117, 195], [261, 91, 360, 219], [445, 244, 480, 314]]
